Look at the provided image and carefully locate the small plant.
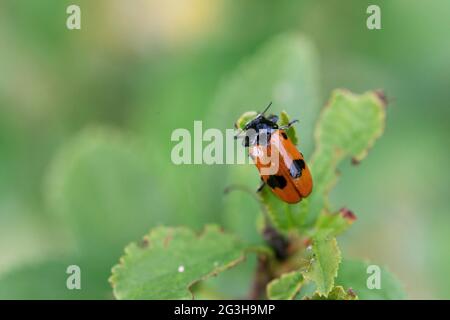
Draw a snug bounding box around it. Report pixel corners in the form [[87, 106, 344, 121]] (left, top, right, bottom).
[[109, 86, 403, 300], [0, 33, 405, 300], [109, 35, 405, 300]]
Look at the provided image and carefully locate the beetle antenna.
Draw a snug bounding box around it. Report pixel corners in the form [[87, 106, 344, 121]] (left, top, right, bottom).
[[260, 101, 273, 116]]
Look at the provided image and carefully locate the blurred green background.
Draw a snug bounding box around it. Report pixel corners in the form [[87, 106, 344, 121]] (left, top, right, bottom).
[[0, 0, 449, 299]]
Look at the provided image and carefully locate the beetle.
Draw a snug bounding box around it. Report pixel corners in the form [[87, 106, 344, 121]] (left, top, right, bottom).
[[235, 102, 313, 204]]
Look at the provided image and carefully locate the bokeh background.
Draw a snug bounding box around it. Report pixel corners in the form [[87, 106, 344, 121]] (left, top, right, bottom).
[[0, 0, 449, 299]]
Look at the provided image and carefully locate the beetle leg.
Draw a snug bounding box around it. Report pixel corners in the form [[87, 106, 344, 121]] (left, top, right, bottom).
[[256, 181, 266, 192]]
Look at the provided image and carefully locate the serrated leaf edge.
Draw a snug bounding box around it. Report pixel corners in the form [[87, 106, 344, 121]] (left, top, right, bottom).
[[312, 89, 386, 165], [109, 224, 248, 300], [266, 271, 304, 300], [302, 236, 342, 296]]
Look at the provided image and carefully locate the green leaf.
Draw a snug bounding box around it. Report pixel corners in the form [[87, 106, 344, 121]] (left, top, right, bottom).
[[222, 165, 264, 245], [259, 187, 293, 232], [110, 225, 248, 299], [44, 126, 171, 260], [279, 110, 298, 145], [315, 208, 357, 237], [306, 89, 387, 225], [302, 232, 341, 296], [336, 260, 406, 300], [235, 111, 258, 130], [307, 286, 358, 300], [196, 255, 258, 299], [267, 271, 304, 300]]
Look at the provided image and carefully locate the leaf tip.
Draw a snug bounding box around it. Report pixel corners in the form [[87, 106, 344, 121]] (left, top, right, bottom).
[[373, 89, 388, 107], [339, 208, 357, 223]]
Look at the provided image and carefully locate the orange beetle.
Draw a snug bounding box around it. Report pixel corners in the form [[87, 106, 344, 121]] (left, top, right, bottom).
[[236, 103, 313, 204]]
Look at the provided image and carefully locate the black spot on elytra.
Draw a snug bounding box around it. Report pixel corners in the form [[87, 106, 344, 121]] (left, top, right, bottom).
[[289, 159, 305, 178], [267, 175, 287, 189], [281, 132, 288, 139]]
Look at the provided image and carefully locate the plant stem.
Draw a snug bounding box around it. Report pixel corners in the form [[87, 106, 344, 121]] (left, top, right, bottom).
[[248, 225, 291, 299], [262, 225, 290, 261], [248, 255, 272, 300]]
